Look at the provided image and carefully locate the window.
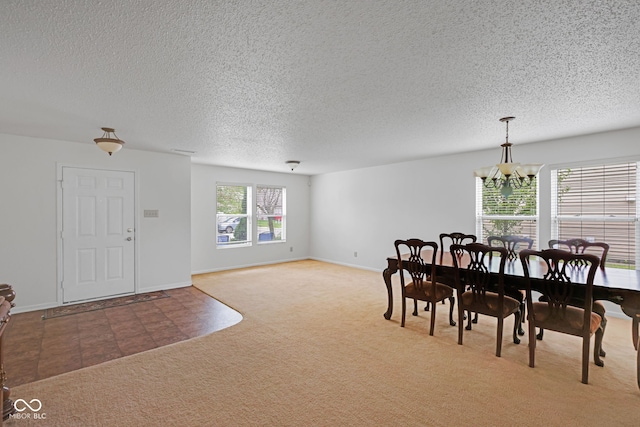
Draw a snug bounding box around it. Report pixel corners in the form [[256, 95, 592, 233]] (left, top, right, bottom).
[[551, 161, 639, 269], [216, 184, 252, 247], [256, 186, 285, 243], [476, 179, 539, 246]]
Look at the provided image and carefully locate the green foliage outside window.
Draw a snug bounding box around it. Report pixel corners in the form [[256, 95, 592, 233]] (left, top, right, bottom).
[[482, 182, 537, 237]]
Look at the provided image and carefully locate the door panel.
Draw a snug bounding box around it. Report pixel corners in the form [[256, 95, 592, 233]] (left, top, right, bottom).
[[62, 168, 135, 303]]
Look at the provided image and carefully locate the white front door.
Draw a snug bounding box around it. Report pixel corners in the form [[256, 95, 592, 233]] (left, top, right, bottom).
[[61, 167, 135, 303]]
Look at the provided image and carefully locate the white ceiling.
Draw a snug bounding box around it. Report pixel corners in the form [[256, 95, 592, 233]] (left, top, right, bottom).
[[1, 1, 639, 175]]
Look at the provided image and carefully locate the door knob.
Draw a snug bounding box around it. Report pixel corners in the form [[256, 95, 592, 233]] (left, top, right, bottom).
[[126, 237, 132, 241]]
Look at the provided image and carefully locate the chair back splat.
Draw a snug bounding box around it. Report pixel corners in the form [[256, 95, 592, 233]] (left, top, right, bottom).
[[450, 243, 521, 357], [548, 238, 610, 269], [519, 248, 604, 384], [487, 235, 534, 261], [440, 232, 476, 264]]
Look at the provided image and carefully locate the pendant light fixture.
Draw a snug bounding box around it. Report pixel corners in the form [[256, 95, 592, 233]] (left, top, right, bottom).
[[474, 117, 543, 198], [94, 127, 125, 156]]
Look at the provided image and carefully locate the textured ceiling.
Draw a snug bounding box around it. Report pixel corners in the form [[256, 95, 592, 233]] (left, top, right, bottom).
[[1, 1, 639, 175]]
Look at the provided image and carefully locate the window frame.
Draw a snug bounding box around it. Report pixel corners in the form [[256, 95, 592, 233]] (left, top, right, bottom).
[[256, 185, 286, 244], [216, 183, 253, 248]]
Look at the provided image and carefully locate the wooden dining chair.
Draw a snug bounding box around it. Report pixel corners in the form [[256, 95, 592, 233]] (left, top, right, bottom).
[[450, 243, 521, 357], [488, 235, 534, 260], [519, 249, 604, 384], [541, 238, 609, 358], [548, 238, 610, 269], [424, 233, 477, 314], [394, 239, 456, 335], [486, 235, 533, 335], [439, 232, 477, 264]]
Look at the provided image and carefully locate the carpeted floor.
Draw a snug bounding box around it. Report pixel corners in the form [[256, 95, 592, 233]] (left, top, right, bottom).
[[10, 260, 640, 426]]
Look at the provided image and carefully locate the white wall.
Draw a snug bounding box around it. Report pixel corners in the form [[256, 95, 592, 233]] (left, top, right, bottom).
[[191, 164, 310, 273], [310, 127, 640, 271], [0, 133, 192, 313]]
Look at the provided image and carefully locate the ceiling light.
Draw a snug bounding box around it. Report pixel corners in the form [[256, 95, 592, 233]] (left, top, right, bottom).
[[94, 127, 125, 156], [286, 160, 300, 171], [474, 117, 543, 198]]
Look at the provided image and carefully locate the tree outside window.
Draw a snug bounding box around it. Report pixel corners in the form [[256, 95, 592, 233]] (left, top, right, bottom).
[[256, 186, 285, 243]]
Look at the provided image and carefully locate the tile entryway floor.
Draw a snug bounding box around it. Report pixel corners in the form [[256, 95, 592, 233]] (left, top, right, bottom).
[[3, 286, 242, 387]]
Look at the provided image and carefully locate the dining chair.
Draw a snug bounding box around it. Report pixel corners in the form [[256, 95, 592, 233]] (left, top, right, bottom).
[[519, 249, 604, 384], [541, 238, 609, 358], [488, 235, 534, 260], [487, 235, 533, 335], [548, 238, 610, 269], [439, 232, 477, 264], [394, 239, 456, 335], [424, 233, 477, 314], [450, 243, 521, 357]]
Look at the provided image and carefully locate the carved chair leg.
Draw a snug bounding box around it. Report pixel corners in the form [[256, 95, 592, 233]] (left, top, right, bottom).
[[448, 296, 456, 326], [424, 302, 430, 312], [472, 312, 479, 324], [512, 311, 521, 344], [536, 328, 544, 340], [518, 302, 526, 336], [594, 326, 604, 367], [599, 315, 607, 357], [412, 299, 419, 316], [465, 310, 473, 330], [401, 297, 406, 327]]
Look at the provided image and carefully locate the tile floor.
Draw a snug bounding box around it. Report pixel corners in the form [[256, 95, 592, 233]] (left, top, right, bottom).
[[3, 286, 242, 387]]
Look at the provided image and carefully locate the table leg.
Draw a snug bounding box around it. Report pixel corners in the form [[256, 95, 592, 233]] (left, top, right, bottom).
[[382, 268, 393, 320]]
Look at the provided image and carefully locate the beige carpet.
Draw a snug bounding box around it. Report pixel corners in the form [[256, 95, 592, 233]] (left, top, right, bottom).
[[10, 260, 640, 426]]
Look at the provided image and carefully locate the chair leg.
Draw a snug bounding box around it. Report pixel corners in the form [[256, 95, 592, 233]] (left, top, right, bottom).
[[472, 312, 478, 324], [598, 315, 607, 358], [528, 319, 536, 368], [465, 310, 473, 330], [448, 296, 456, 326], [401, 297, 406, 327], [424, 302, 430, 312], [536, 328, 544, 340], [413, 299, 418, 316], [512, 311, 521, 344], [582, 336, 591, 384], [496, 317, 504, 357], [457, 304, 465, 345], [429, 301, 436, 336], [518, 302, 526, 336], [594, 326, 604, 367]]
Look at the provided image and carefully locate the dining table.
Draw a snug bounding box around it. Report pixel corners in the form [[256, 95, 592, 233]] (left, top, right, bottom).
[[382, 248, 640, 388]]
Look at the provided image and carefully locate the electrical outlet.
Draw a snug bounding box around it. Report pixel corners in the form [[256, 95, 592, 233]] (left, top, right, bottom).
[[354, 251, 358, 257]]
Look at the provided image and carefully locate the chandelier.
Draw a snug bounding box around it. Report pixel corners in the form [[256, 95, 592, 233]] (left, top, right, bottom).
[[474, 117, 543, 198]]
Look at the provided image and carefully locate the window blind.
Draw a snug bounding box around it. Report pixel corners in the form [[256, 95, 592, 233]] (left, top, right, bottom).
[[552, 162, 639, 268]]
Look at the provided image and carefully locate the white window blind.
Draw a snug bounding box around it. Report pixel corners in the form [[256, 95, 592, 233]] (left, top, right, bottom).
[[552, 162, 639, 269]]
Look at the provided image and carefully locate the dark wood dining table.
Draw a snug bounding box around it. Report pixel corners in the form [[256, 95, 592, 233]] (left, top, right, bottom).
[[382, 249, 640, 388]]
